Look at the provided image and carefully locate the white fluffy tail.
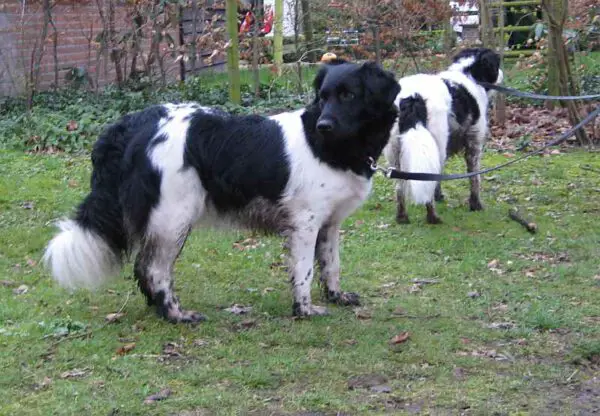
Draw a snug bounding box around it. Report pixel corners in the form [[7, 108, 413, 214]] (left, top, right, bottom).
[[43, 220, 121, 290], [399, 125, 442, 205]]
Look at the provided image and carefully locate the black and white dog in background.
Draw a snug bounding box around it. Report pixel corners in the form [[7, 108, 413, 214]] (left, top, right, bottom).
[[43, 60, 400, 323], [384, 48, 503, 224]]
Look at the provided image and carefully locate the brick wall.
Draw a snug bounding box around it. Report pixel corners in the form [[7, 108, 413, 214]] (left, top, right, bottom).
[[0, 0, 184, 96]]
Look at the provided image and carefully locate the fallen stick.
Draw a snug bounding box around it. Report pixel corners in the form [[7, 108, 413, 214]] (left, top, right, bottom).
[[508, 208, 537, 234]]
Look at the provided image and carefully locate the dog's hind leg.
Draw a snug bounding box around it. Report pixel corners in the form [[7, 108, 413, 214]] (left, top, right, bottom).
[[434, 183, 445, 202], [465, 134, 484, 211], [134, 227, 205, 323], [316, 222, 360, 306], [426, 202, 442, 224], [395, 183, 411, 224], [134, 169, 205, 323]]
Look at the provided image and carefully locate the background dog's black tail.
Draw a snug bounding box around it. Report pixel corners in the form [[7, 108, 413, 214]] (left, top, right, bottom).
[[43, 121, 130, 289]]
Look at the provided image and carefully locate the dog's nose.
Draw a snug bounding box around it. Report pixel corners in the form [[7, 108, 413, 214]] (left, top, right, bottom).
[[317, 119, 334, 132]]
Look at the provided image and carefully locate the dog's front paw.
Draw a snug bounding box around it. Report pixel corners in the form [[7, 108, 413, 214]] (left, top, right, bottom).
[[293, 303, 329, 317], [163, 308, 207, 324], [327, 291, 361, 306]]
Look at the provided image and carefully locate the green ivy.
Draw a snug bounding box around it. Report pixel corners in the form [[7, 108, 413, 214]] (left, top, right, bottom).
[[0, 71, 313, 153]]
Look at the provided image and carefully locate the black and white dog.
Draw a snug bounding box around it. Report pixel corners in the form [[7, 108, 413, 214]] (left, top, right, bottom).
[[43, 60, 400, 323], [384, 48, 503, 224]]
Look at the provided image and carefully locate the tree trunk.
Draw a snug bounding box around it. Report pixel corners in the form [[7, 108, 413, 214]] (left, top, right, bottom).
[[178, 5, 186, 82], [253, 0, 263, 97], [226, 0, 241, 104], [27, 0, 51, 109], [273, 0, 284, 74], [542, 0, 588, 145], [48, 2, 59, 91], [372, 24, 381, 64], [300, 0, 314, 62], [190, 0, 198, 73], [107, 0, 124, 88]]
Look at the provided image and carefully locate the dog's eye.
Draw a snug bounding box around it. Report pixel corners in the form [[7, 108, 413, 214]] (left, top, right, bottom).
[[339, 91, 355, 102]]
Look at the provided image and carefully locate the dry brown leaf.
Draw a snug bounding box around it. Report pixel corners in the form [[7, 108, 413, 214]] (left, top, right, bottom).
[[116, 342, 136, 356], [105, 312, 125, 324], [390, 332, 410, 345], [66, 120, 78, 131], [143, 388, 172, 404], [192, 339, 209, 347], [391, 306, 406, 316], [354, 308, 372, 320], [13, 284, 29, 295], [225, 304, 252, 315], [60, 368, 90, 379], [162, 342, 182, 357], [487, 259, 499, 268], [408, 284, 422, 294]]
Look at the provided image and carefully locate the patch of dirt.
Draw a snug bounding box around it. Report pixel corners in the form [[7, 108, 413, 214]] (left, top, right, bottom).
[[516, 251, 571, 265], [542, 375, 600, 415], [489, 104, 598, 152]]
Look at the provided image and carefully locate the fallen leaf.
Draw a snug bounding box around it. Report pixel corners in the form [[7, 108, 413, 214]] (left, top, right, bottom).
[[348, 374, 387, 390], [342, 339, 358, 346], [390, 332, 410, 345], [411, 278, 439, 285], [487, 259, 499, 268], [234, 319, 257, 330], [262, 287, 275, 294], [467, 291, 481, 298], [192, 339, 209, 347], [354, 308, 372, 320], [162, 342, 182, 357], [36, 376, 53, 390], [370, 384, 392, 393], [225, 304, 252, 315], [66, 120, 78, 131], [67, 179, 79, 188], [408, 284, 422, 294], [13, 284, 29, 295], [105, 312, 125, 324], [486, 322, 515, 330], [391, 306, 406, 316], [116, 342, 136, 355], [453, 367, 466, 380], [143, 388, 172, 404], [60, 368, 90, 379]]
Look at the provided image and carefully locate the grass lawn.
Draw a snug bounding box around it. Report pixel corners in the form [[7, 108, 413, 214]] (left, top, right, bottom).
[[1, 147, 599, 415]]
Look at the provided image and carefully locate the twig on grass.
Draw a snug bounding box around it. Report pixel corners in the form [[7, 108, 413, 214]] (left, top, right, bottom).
[[580, 164, 600, 174], [49, 290, 133, 347], [508, 207, 537, 234]]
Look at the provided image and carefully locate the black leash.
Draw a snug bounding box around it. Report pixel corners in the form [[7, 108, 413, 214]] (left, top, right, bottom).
[[479, 82, 600, 101], [372, 105, 600, 181]]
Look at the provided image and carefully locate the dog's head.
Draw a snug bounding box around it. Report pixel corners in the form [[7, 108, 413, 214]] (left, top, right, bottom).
[[311, 60, 400, 139], [449, 48, 503, 85]]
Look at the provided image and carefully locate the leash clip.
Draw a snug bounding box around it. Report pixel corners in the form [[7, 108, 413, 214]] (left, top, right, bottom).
[[368, 157, 393, 178]]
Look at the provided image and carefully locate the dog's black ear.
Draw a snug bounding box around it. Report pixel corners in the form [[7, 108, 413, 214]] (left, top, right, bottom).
[[359, 61, 400, 108], [464, 48, 501, 84], [312, 59, 349, 104], [312, 65, 329, 104]]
